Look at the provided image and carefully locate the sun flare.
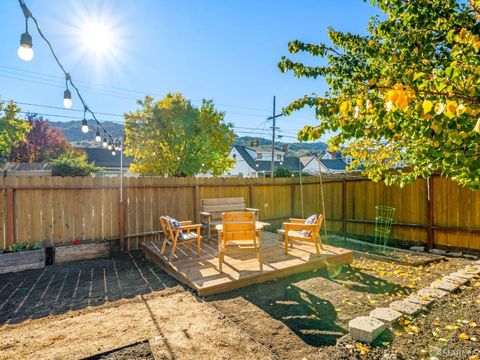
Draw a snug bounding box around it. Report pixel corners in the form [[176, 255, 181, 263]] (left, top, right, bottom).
[[81, 21, 114, 55]]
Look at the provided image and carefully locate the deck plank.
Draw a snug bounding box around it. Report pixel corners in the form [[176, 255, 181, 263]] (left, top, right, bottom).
[[144, 231, 353, 296]]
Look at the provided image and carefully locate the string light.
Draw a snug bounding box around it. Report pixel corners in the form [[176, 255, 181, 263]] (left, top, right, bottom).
[[63, 73, 72, 108], [18, 3, 33, 61], [95, 126, 101, 142], [81, 108, 88, 133], [16, 0, 123, 157]]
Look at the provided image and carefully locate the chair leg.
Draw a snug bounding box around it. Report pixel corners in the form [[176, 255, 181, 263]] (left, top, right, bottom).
[[219, 252, 223, 272], [258, 249, 263, 272], [197, 238, 201, 256], [160, 238, 168, 255], [284, 231, 289, 255], [169, 239, 178, 261]]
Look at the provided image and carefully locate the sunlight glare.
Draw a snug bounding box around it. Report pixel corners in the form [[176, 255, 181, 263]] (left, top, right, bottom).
[[81, 21, 114, 55]]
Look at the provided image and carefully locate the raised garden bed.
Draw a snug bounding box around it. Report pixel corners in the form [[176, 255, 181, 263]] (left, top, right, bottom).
[[0, 244, 45, 274], [327, 235, 444, 266], [55, 241, 110, 264]]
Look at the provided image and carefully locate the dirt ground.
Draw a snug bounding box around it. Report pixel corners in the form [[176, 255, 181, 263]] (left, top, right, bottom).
[[0, 247, 476, 360], [0, 253, 273, 360]]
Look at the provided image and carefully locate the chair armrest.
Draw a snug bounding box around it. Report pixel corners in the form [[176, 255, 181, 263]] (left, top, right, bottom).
[[179, 221, 192, 225], [284, 223, 318, 231], [200, 212, 211, 218], [245, 208, 259, 212], [289, 218, 306, 223], [177, 224, 203, 231]]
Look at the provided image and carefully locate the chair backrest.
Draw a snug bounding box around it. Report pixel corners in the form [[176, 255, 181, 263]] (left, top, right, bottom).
[[221, 211, 256, 245], [160, 216, 175, 240], [202, 197, 247, 220]]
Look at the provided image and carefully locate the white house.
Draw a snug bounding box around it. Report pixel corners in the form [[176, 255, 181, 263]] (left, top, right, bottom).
[[224, 145, 303, 177]]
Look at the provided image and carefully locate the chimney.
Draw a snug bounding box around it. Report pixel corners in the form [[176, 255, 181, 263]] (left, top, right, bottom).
[[282, 144, 288, 154]]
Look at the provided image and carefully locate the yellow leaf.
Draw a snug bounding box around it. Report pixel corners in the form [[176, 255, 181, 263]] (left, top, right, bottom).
[[355, 343, 370, 354], [445, 100, 458, 118], [339, 101, 351, 115], [474, 118, 480, 133], [458, 332, 470, 340], [422, 100, 433, 114], [469, 321, 477, 327]]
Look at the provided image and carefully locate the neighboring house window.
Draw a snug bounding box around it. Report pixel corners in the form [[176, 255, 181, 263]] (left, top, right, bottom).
[[233, 154, 236, 159], [257, 153, 262, 159], [276, 154, 282, 160], [345, 155, 353, 165]]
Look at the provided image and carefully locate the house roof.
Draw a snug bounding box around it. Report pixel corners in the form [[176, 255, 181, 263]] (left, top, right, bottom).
[[233, 145, 302, 172], [4, 163, 52, 172], [300, 156, 317, 166], [320, 159, 347, 171], [78, 147, 134, 168]]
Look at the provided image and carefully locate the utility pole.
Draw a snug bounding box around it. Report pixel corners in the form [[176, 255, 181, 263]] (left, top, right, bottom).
[[268, 96, 284, 178]]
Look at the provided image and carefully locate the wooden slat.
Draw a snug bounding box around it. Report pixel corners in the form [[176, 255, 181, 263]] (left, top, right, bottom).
[[144, 231, 353, 296], [202, 197, 245, 206]]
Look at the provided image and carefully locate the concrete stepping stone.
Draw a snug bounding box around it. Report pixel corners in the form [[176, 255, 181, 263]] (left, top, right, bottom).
[[449, 271, 475, 280], [463, 266, 480, 275], [443, 275, 469, 285], [406, 294, 435, 307], [430, 280, 460, 292], [349, 316, 386, 343], [429, 249, 447, 255], [417, 287, 448, 299], [410, 246, 425, 252], [369, 307, 403, 324], [389, 300, 423, 316]]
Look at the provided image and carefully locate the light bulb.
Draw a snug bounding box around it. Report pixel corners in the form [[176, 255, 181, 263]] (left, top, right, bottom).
[[95, 130, 101, 142], [112, 150, 116, 156], [81, 119, 89, 134], [18, 32, 33, 61], [63, 89, 72, 108], [107, 144, 112, 150], [102, 138, 107, 148]]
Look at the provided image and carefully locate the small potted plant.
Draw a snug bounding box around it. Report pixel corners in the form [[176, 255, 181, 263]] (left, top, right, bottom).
[[0, 242, 45, 274]]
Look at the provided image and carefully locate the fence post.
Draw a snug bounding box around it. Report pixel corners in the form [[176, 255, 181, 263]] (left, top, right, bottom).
[[194, 185, 200, 223], [6, 189, 15, 246], [248, 184, 254, 207], [290, 182, 295, 217], [342, 179, 347, 235], [119, 191, 125, 251], [426, 176, 434, 250]]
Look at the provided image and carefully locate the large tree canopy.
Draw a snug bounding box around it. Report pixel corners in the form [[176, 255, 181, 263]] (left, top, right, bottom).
[[0, 101, 30, 162], [279, 0, 480, 188], [9, 114, 71, 163], [125, 93, 235, 176]]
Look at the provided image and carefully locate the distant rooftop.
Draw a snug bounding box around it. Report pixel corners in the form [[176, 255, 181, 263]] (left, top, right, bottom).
[[77, 147, 134, 168]]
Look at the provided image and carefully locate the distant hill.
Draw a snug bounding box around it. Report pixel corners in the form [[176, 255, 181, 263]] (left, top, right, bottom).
[[49, 120, 124, 145], [51, 120, 328, 155]]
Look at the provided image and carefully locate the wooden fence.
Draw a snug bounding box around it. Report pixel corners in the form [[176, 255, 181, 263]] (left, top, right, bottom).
[[0, 175, 479, 251]]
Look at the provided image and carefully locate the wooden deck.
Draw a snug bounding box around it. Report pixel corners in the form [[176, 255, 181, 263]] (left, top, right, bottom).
[[143, 231, 353, 296]]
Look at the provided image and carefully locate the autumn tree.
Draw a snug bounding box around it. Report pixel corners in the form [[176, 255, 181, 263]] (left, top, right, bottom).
[[125, 93, 235, 176], [0, 101, 30, 162], [279, 0, 480, 188], [9, 114, 71, 163]]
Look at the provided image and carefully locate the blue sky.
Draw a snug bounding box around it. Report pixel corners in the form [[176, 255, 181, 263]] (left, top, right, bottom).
[[0, 0, 380, 143]]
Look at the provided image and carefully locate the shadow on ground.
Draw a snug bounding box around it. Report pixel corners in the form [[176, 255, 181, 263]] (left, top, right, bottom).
[[208, 263, 412, 347], [0, 251, 180, 325]]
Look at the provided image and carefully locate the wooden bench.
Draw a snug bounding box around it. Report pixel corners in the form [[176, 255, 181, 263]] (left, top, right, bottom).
[[200, 197, 259, 239]]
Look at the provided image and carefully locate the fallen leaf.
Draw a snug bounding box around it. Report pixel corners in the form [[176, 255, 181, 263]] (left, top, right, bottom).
[[458, 333, 470, 340], [355, 343, 370, 355]]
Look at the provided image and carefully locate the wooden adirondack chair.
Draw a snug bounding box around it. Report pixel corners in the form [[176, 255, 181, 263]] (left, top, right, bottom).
[[218, 211, 262, 272], [160, 216, 202, 260], [200, 197, 259, 240], [278, 215, 324, 255]]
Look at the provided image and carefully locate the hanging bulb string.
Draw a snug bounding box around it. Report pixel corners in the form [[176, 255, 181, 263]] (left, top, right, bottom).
[[17, 0, 117, 143]]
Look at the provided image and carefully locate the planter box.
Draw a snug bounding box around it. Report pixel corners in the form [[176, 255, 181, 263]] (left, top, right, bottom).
[[55, 242, 110, 264], [0, 248, 45, 274]]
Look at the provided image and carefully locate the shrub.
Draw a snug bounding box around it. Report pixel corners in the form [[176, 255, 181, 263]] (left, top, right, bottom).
[[51, 151, 101, 177]]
